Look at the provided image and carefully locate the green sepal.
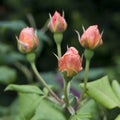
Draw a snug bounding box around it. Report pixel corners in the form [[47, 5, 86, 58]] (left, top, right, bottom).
[[54, 33, 63, 44], [26, 53, 36, 63], [62, 71, 77, 83], [84, 49, 94, 60]]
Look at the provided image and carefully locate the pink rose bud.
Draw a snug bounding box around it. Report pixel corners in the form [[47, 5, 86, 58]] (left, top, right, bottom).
[[58, 47, 82, 77], [17, 27, 39, 53], [48, 11, 67, 33], [77, 25, 103, 49]]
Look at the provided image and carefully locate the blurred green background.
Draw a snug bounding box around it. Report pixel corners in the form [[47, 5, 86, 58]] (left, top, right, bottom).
[[0, 0, 120, 119]]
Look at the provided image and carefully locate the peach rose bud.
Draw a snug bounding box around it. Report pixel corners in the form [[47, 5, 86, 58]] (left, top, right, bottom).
[[58, 47, 82, 77], [17, 27, 39, 53], [48, 11, 67, 33], [77, 25, 103, 49]]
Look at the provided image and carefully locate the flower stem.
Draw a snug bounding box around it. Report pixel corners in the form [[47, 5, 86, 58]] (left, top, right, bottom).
[[63, 79, 75, 115], [31, 62, 64, 105], [63, 80, 70, 107], [53, 33, 63, 58], [56, 43, 62, 58], [79, 49, 94, 102], [79, 59, 90, 101]]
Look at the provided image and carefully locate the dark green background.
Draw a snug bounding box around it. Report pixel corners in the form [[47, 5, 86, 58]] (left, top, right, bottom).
[[0, 0, 120, 119]]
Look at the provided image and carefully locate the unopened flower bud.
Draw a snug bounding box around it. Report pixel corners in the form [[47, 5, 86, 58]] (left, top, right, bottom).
[[77, 25, 103, 49], [17, 27, 39, 53], [58, 47, 82, 78], [48, 11, 67, 33]]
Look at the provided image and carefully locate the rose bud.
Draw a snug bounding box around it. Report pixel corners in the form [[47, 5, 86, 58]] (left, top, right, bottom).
[[76, 25, 103, 49], [17, 27, 39, 53], [58, 47, 82, 78], [48, 11, 67, 33]]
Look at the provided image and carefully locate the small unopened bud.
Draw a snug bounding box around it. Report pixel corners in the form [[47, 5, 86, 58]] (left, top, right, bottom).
[[76, 25, 103, 49], [17, 27, 39, 53], [48, 11, 67, 33], [58, 47, 82, 78]]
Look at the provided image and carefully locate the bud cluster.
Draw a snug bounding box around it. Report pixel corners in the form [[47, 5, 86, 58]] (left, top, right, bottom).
[[17, 11, 103, 78]]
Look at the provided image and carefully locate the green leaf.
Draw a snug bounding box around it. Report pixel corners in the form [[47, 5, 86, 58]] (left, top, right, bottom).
[[69, 114, 81, 120], [10, 99, 19, 116], [0, 21, 26, 31], [0, 42, 13, 53], [115, 114, 120, 120], [0, 43, 25, 64], [0, 52, 25, 64], [7, 52, 25, 63], [80, 76, 120, 109], [5, 84, 44, 120], [112, 80, 120, 100], [31, 100, 66, 120], [72, 68, 106, 81], [0, 115, 21, 120], [0, 66, 17, 84], [5, 84, 43, 95], [70, 99, 99, 120], [19, 93, 43, 120]]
